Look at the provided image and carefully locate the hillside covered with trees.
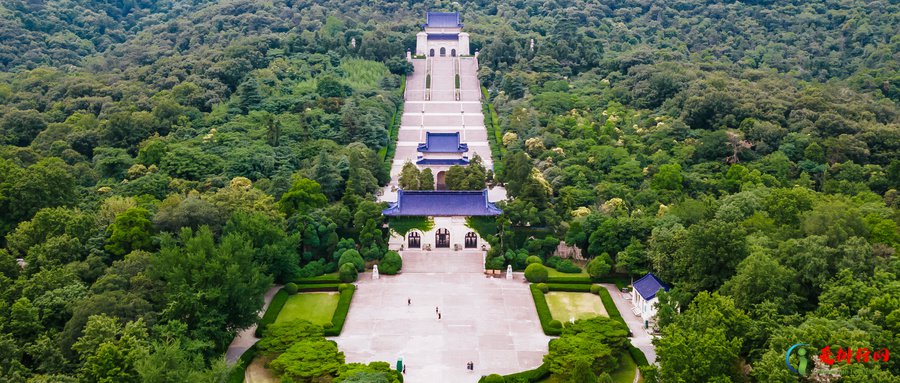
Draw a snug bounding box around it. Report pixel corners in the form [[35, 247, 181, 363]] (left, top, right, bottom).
[[0, 0, 897, 382]]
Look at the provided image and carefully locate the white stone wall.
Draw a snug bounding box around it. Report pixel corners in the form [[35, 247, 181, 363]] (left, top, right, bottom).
[[415, 32, 428, 56], [389, 216, 488, 251]]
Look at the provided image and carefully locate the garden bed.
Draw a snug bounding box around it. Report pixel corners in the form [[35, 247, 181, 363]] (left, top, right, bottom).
[[545, 292, 608, 322], [275, 292, 339, 326], [256, 284, 356, 337]]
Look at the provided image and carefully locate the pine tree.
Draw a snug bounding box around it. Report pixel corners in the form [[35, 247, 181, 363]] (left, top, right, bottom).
[[398, 161, 421, 190], [313, 151, 344, 200], [419, 168, 435, 190]]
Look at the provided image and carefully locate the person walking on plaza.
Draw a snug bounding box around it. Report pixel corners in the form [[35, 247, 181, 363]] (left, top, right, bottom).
[[407, 298, 410, 305]]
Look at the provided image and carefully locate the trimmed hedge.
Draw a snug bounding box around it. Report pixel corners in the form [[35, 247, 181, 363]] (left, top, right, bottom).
[[324, 284, 356, 336], [547, 276, 592, 284], [524, 263, 549, 283], [530, 284, 562, 336], [478, 363, 550, 383], [597, 287, 626, 327], [255, 288, 289, 337], [546, 283, 592, 292], [226, 344, 258, 383], [294, 274, 341, 284], [629, 345, 650, 366]]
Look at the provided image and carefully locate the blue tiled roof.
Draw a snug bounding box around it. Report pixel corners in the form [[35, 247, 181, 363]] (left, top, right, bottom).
[[417, 132, 468, 153], [425, 12, 462, 28], [416, 158, 470, 166], [633, 273, 669, 300], [428, 33, 459, 41], [383, 190, 501, 217]]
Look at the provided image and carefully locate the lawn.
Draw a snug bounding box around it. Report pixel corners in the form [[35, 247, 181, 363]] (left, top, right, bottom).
[[275, 292, 340, 326], [545, 292, 608, 322], [546, 267, 589, 278]]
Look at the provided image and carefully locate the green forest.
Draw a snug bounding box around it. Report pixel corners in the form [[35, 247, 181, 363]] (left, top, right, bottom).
[[0, 0, 897, 382]]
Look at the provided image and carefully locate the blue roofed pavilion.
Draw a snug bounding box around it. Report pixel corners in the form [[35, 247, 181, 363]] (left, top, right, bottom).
[[382, 190, 501, 217], [417, 132, 469, 153], [424, 12, 462, 28], [633, 273, 669, 300]]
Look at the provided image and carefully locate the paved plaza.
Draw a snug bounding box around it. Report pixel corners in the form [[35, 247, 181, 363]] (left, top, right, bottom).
[[334, 251, 552, 382]]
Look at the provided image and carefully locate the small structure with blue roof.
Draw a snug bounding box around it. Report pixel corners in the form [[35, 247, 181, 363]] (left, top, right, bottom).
[[416, 11, 470, 57], [631, 273, 669, 323]]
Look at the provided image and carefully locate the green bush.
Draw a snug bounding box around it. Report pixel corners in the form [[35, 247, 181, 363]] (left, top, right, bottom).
[[590, 285, 602, 294], [483, 374, 505, 383], [524, 263, 549, 283], [537, 283, 549, 293], [597, 288, 626, 327], [294, 273, 341, 284], [555, 259, 582, 273], [525, 255, 543, 265], [548, 320, 562, 329], [483, 363, 550, 383], [586, 253, 613, 278], [339, 249, 365, 272], [338, 283, 351, 291], [339, 263, 358, 283], [324, 284, 355, 336], [530, 284, 562, 336], [629, 345, 650, 366], [379, 250, 402, 275], [546, 283, 592, 292], [255, 289, 289, 337], [547, 276, 592, 284], [284, 282, 298, 294]]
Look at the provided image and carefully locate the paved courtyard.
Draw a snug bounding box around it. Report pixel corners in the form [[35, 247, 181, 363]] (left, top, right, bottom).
[[334, 251, 552, 382]]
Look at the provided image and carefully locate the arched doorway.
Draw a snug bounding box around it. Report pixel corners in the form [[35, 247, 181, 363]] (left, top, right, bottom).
[[436, 171, 446, 190], [465, 232, 477, 248], [429, 49, 435, 57], [436, 228, 450, 248], [408, 231, 421, 248], [440, 47, 446, 56], [451, 49, 457, 57]]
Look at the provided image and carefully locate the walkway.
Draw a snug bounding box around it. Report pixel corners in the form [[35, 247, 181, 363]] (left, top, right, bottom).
[[225, 285, 283, 363], [601, 284, 657, 364], [334, 251, 551, 383], [379, 55, 506, 203]]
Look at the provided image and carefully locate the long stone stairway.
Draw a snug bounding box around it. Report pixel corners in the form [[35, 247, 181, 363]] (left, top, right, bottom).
[[379, 56, 502, 203]]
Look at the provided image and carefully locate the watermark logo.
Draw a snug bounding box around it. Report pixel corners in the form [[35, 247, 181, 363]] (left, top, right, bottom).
[[785, 343, 810, 375], [786, 343, 890, 378]]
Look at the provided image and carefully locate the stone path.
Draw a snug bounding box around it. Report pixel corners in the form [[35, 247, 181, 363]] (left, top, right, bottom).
[[225, 285, 282, 363], [379, 55, 506, 203], [602, 284, 657, 364], [334, 251, 551, 383]]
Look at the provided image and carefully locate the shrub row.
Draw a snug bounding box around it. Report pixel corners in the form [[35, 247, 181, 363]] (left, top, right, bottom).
[[546, 283, 592, 292], [478, 363, 550, 383], [255, 288, 290, 337], [324, 284, 356, 336], [294, 274, 341, 284], [529, 284, 562, 336], [547, 276, 592, 284], [226, 344, 258, 383], [629, 345, 649, 366], [596, 287, 626, 328]]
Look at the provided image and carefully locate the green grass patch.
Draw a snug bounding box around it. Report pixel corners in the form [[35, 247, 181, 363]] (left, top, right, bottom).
[[275, 293, 340, 326], [546, 292, 608, 322], [340, 58, 388, 91]]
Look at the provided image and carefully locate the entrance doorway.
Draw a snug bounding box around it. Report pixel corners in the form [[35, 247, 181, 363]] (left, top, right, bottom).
[[436, 228, 450, 248], [451, 49, 457, 57], [429, 49, 435, 57], [465, 232, 477, 248], [408, 231, 421, 248], [440, 47, 446, 56], [436, 171, 446, 190]]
